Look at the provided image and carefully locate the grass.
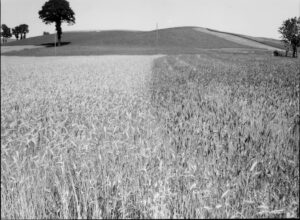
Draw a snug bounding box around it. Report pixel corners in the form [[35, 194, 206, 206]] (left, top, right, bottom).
[[207, 28, 300, 55], [0, 45, 206, 56], [3, 26, 288, 56], [206, 28, 285, 50], [2, 27, 255, 56], [150, 52, 299, 218], [5, 27, 249, 48], [1, 51, 299, 219], [1, 46, 270, 57]]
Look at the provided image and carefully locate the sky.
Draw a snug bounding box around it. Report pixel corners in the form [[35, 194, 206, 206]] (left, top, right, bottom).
[[1, 0, 299, 39]]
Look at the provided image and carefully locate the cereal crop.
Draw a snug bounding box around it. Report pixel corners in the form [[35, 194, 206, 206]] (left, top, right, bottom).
[[150, 52, 299, 218], [1, 52, 299, 219]]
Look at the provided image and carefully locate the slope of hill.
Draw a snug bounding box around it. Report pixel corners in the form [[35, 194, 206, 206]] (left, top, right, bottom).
[[206, 28, 284, 50], [5, 27, 251, 47], [1, 38, 16, 45], [2, 27, 278, 56]]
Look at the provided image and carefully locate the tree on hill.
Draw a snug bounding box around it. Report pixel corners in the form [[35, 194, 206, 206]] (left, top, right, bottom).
[[38, 0, 75, 46], [19, 24, 29, 39], [282, 40, 290, 57], [12, 26, 21, 40], [279, 17, 300, 58], [1, 24, 12, 44]]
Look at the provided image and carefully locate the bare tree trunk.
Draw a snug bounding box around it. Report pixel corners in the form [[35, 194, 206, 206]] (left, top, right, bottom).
[[292, 45, 296, 58], [57, 33, 61, 46], [55, 21, 62, 46]]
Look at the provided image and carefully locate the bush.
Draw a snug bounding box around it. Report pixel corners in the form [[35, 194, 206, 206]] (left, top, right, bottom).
[[273, 50, 282, 57], [43, 31, 50, 35]]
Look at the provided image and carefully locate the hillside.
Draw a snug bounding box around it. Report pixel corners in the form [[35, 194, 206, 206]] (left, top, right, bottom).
[[1, 38, 16, 45], [206, 28, 284, 50], [2, 27, 282, 56]]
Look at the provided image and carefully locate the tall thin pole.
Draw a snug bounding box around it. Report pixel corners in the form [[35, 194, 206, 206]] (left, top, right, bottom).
[[0, 0, 1, 40], [156, 23, 158, 47], [54, 33, 56, 56]]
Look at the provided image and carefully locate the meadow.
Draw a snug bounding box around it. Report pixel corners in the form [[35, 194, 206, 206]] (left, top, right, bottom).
[[3, 27, 253, 56], [1, 51, 299, 219]]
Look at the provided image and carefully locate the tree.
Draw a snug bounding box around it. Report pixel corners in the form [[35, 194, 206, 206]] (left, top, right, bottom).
[[1, 24, 12, 44], [282, 39, 290, 57], [279, 17, 300, 58], [12, 26, 21, 40], [19, 24, 29, 39], [38, 0, 75, 46]]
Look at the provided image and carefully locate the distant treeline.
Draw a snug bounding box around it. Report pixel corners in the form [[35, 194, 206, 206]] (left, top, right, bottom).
[[1, 24, 29, 43]]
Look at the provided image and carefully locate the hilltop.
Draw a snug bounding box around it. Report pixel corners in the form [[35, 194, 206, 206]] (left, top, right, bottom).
[[2, 26, 283, 56]]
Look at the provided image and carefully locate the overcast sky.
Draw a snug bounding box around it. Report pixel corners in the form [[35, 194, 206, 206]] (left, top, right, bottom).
[[1, 0, 299, 39]]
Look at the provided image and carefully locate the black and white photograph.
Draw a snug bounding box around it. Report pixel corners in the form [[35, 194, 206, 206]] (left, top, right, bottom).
[[1, 0, 299, 219]]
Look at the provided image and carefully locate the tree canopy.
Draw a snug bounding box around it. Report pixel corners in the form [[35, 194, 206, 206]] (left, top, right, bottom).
[[19, 24, 29, 39], [279, 17, 300, 58], [39, 0, 75, 46], [12, 26, 21, 40], [11, 24, 29, 40], [1, 24, 12, 43]]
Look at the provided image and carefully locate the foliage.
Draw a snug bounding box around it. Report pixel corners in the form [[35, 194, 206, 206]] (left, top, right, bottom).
[[273, 50, 283, 57], [1, 52, 299, 219], [1, 24, 12, 43], [38, 0, 75, 46], [19, 24, 29, 39], [279, 17, 300, 58], [150, 53, 299, 218], [12, 26, 21, 40], [12, 25, 29, 40]]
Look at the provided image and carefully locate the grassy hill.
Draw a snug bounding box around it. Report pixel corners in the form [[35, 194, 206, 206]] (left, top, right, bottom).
[[1, 38, 16, 45], [206, 28, 284, 50], [3, 27, 255, 56], [2, 27, 280, 56]]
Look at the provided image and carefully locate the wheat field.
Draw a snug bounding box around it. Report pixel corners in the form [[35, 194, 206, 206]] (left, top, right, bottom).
[[1, 52, 299, 219]]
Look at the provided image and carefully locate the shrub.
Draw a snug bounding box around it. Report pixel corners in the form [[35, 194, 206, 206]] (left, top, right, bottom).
[[273, 50, 282, 56]]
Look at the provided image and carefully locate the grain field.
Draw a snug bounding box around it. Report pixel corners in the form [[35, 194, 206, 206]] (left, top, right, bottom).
[[1, 52, 299, 219]]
